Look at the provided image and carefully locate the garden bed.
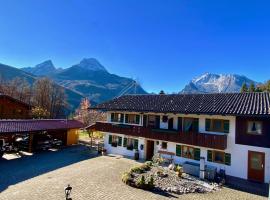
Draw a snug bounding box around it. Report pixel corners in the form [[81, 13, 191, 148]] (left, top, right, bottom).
[[122, 159, 220, 195]]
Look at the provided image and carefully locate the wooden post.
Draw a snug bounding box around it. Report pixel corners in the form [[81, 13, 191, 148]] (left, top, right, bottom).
[[28, 133, 34, 153], [200, 157, 205, 179], [90, 131, 93, 148]]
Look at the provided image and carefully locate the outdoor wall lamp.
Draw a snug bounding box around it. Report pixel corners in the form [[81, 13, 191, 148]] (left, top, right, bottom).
[[65, 184, 72, 200]]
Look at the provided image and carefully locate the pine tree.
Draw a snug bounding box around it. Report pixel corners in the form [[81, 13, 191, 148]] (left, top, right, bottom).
[[159, 90, 165, 95], [249, 82, 255, 92], [241, 82, 248, 93]]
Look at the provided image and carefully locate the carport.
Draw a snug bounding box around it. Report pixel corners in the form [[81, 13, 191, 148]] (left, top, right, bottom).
[[0, 119, 84, 153]]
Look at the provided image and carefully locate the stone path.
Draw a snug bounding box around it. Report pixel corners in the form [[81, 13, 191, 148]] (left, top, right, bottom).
[[0, 145, 267, 200]]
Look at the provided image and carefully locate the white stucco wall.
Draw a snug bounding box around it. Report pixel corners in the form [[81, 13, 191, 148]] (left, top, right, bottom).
[[104, 112, 270, 183], [104, 132, 145, 160]]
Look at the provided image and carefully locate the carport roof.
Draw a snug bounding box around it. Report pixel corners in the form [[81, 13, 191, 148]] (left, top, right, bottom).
[[0, 119, 84, 133]]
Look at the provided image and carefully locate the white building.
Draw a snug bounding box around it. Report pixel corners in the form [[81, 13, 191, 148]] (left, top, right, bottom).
[[88, 93, 270, 183]]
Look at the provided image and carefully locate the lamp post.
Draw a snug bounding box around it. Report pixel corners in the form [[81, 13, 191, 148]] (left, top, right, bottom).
[[65, 184, 72, 200]]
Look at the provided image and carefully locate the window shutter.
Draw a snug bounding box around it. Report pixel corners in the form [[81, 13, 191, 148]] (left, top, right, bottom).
[[108, 135, 112, 144], [206, 119, 211, 131], [143, 115, 147, 127], [118, 136, 122, 146], [225, 153, 231, 166], [125, 114, 128, 123], [193, 118, 199, 132], [123, 138, 127, 147], [176, 145, 182, 157], [178, 117, 182, 131], [120, 114, 124, 123], [207, 150, 213, 162], [194, 148, 201, 161], [155, 116, 160, 129], [224, 120, 230, 133], [134, 139, 139, 150], [111, 113, 115, 122], [136, 115, 140, 124]]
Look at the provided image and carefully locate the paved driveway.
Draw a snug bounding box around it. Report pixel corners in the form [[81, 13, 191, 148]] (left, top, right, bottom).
[[0, 145, 267, 200]]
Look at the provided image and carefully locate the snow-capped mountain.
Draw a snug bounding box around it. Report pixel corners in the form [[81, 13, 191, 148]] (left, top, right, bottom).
[[22, 60, 60, 76], [181, 73, 257, 93]]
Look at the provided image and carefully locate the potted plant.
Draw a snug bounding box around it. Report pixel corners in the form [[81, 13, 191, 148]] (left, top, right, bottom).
[[127, 144, 134, 151], [134, 149, 139, 160], [111, 141, 117, 147], [101, 148, 107, 156]]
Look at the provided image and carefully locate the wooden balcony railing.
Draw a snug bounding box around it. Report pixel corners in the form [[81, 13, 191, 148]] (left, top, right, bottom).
[[89, 122, 227, 150]]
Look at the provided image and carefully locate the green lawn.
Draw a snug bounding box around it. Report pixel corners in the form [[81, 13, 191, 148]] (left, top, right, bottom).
[[79, 130, 104, 139]]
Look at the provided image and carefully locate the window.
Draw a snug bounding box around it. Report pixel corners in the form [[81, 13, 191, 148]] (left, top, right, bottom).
[[182, 145, 194, 159], [111, 135, 118, 147], [176, 145, 200, 161], [207, 150, 231, 165], [108, 135, 122, 147], [213, 151, 225, 163], [125, 114, 140, 124], [111, 113, 124, 123], [123, 137, 139, 150], [247, 121, 262, 135], [148, 115, 156, 128], [183, 118, 199, 132], [206, 119, 230, 133], [161, 142, 167, 149], [126, 138, 134, 150]]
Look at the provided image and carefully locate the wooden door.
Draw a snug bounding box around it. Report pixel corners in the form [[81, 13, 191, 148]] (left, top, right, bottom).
[[248, 151, 265, 182], [146, 140, 154, 160]]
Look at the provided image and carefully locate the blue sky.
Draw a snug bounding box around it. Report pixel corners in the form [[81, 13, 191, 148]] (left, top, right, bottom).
[[0, 0, 270, 93]]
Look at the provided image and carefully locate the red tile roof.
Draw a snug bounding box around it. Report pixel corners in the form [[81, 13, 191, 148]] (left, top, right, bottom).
[[0, 119, 84, 133]]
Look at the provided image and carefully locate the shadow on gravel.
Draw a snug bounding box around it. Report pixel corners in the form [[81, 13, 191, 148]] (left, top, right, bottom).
[[0, 145, 98, 193], [150, 190, 178, 198], [225, 175, 268, 197]]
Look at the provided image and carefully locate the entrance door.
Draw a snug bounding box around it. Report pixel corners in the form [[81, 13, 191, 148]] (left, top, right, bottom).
[[248, 151, 265, 182], [146, 140, 154, 160]]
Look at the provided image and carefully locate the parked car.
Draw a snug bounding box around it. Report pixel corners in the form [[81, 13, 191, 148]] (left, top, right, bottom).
[[14, 136, 29, 151], [0, 139, 5, 157], [0, 139, 19, 157], [35, 134, 63, 151], [51, 138, 63, 147]]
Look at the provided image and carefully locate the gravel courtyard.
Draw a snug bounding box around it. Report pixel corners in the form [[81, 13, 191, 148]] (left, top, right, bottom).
[[0, 145, 267, 200]]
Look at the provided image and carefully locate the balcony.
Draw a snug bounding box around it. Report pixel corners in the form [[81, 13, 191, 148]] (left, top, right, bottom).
[[89, 122, 227, 150]]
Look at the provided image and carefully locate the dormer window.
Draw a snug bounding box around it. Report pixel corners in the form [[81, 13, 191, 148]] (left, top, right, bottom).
[[247, 121, 262, 135]]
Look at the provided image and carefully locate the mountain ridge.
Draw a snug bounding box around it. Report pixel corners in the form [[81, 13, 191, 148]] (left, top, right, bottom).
[[181, 72, 257, 94], [7, 58, 147, 107], [0, 63, 85, 110]]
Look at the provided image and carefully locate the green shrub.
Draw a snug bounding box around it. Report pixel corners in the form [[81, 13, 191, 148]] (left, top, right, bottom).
[[147, 176, 154, 189], [175, 165, 183, 177], [135, 175, 146, 188], [145, 161, 153, 167], [130, 166, 144, 174], [122, 172, 132, 184], [140, 164, 150, 171], [152, 154, 164, 165]]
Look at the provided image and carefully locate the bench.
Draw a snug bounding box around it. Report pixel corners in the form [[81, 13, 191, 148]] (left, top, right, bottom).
[[158, 150, 175, 164]]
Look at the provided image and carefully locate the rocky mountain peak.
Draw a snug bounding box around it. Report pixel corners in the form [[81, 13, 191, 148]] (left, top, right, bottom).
[[76, 58, 107, 72], [182, 73, 257, 93], [22, 59, 57, 76], [35, 60, 55, 70]]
